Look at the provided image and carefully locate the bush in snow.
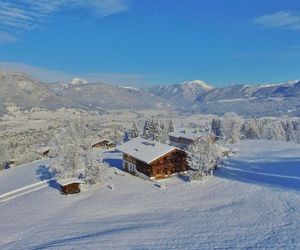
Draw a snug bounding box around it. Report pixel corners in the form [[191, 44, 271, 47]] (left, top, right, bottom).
[[187, 135, 223, 181]]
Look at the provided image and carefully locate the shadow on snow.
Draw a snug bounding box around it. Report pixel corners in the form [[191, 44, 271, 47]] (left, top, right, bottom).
[[35, 165, 60, 191], [216, 157, 300, 191], [102, 151, 123, 170]]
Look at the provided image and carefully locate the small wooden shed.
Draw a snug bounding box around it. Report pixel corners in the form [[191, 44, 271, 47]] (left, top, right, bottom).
[[57, 179, 84, 195]]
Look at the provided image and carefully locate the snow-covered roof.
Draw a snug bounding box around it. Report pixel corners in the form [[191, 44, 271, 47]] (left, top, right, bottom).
[[116, 137, 178, 164], [57, 178, 84, 186], [91, 138, 111, 145], [35, 146, 51, 154], [169, 130, 202, 141]]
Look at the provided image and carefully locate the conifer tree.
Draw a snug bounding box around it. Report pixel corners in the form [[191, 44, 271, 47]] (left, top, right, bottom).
[[167, 120, 175, 133], [142, 119, 151, 139], [128, 121, 140, 139]]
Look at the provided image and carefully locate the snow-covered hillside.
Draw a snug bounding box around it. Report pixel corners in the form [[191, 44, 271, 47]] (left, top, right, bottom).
[[0, 140, 300, 249], [192, 80, 300, 116]]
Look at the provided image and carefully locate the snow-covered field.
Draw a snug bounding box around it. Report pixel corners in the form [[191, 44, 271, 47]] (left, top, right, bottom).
[[0, 140, 300, 249]]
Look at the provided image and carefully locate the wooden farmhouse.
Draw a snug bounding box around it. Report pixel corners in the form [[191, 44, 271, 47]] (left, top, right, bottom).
[[57, 179, 84, 195], [169, 130, 202, 150], [92, 139, 116, 150], [116, 137, 188, 179]]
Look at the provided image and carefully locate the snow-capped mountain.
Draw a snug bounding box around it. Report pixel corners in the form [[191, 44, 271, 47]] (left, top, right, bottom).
[[191, 80, 300, 116], [145, 80, 214, 105], [1, 70, 300, 117], [70, 77, 89, 85]]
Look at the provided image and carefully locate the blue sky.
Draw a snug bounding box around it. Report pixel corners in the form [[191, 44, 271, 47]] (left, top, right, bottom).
[[0, 0, 300, 86]]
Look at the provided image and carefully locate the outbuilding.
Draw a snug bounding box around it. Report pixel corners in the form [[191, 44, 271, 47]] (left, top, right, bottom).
[[169, 130, 203, 150], [57, 178, 84, 195], [92, 139, 115, 150]]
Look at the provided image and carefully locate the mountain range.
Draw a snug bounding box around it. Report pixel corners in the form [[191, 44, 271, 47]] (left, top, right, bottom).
[[0, 71, 299, 117]]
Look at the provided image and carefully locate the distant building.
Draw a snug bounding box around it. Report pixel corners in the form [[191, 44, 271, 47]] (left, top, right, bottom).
[[169, 130, 203, 149], [92, 139, 116, 150], [57, 179, 84, 195], [35, 147, 51, 157], [116, 137, 188, 179]]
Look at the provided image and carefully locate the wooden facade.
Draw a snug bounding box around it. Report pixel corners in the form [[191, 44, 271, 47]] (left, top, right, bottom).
[[123, 149, 188, 179], [169, 135, 194, 146], [61, 183, 81, 194]]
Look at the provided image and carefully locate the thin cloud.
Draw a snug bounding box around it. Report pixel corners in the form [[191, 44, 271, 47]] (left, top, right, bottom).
[[0, 0, 130, 42], [0, 61, 151, 86], [253, 11, 300, 31], [0, 31, 17, 44]]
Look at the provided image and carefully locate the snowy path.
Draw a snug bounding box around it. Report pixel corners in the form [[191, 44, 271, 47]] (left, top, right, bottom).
[[0, 140, 300, 249]]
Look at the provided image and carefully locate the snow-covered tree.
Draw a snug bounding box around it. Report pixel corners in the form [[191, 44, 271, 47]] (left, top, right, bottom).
[[158, 121, 168, 143], [84, 151, 107, 185], [211, 118, 222, 139], [142, 120, 151, 140], [128, 121, 140, 140], [258, 118, 286, 141], [122, 131, 130, 142], [149, 117, 160, 141], [292, 119, 300, 143], [241, 118, 259, 139], [167, 120, 175, 133], [187, 135, 223, 181], [221, 113, 242, 143], [281, 119, 299, 142], [142, 118, 161, 141], [50, 117, 104, 184]]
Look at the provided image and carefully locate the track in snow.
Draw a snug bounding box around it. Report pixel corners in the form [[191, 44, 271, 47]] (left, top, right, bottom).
[[0, 179, 52, 203]]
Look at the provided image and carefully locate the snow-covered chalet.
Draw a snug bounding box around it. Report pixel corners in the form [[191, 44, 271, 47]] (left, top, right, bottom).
[[116, 137, 188, 179]]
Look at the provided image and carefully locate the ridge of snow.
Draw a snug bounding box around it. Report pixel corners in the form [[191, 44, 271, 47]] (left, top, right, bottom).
[[70, 78, 89, 85], [119, 86, 139, 91]]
